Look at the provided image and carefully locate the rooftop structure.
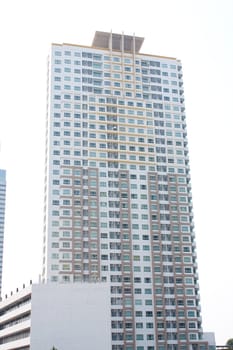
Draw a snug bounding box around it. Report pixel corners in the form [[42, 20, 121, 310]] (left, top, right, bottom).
[[92, 31, 144, 53]]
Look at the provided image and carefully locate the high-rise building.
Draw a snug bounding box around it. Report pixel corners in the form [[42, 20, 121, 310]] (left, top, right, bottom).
[[0, 169, 6, 296], [43, 31, 209, 350]]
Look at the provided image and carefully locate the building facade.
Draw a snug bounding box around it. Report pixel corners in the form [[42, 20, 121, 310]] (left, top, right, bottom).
[[42, 31, 209, 350], [0, 282, 111, 350], [0, 170, 6, 296]]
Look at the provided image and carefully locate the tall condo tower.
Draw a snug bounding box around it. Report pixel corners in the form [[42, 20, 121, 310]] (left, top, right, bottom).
[[43, 31, 209, 350], [0, 169, 6, 296]]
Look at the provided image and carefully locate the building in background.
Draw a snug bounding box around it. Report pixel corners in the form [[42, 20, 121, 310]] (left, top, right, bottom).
[[0, 170, 6, 296], [0, 282, 111, 350], [42, 31, 212, 350]]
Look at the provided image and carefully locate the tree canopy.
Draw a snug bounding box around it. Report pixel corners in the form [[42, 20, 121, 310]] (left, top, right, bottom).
[[226, 339, 233, 347]]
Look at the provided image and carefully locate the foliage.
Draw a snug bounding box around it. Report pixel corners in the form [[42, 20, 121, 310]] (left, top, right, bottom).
[[226, 339, 233, 347]]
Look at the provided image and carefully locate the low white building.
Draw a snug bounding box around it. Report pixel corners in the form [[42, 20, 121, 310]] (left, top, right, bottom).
[[0, 282, 111, 350], [203, 333, 216, 350]]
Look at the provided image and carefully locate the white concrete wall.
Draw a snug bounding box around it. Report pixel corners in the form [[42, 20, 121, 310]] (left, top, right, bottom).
[[203, 332, 216, 346], [30, 282, 111, 350]]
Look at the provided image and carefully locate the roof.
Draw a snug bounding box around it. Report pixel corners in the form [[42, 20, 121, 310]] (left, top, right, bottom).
[[92, 31, 144, 53]]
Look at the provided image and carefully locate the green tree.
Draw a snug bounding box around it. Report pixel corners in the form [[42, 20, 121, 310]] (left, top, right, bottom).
[[226, 339, 233, 348], [51, 347, 58, 350]]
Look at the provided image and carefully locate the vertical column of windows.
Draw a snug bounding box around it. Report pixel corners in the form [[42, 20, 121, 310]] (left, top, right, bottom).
[[0, 174, 6, 294], [71, 167, 83, 281], [168, 174, 187, 345], [59, 167, 73, 279], [148, 173, 167, 348], [108, 169, 122, 348], [49, 104, 62, 278], [119, 171, 135, 349]]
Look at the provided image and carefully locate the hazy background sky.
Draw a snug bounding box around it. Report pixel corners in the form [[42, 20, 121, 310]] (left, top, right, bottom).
[[0, 0, 232, 345]]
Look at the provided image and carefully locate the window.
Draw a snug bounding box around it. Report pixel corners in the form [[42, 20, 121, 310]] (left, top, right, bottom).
[[136, 334, 144, 341], [146, 311, 153, 317]]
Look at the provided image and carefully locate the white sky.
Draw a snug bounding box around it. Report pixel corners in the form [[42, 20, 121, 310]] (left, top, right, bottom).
[[0, 0, 232, 345]]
